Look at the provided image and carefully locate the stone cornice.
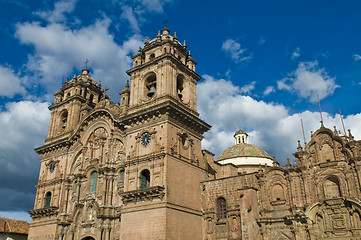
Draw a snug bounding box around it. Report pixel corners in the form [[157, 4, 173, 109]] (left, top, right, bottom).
[[36, 179, 63, 188], [126, 53, 200, 81], [120, 186, 165, 204], [28, 206, 59, 218], [55, 79, 102, 95], [49, 95, 88, 110], [122, 100, 210, 135], [126, 150, 166, 165], [35, 138, 71, 155]]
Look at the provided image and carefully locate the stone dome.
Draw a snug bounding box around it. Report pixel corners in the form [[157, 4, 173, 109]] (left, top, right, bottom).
[[217, 143, 272, 161], [217, 129, 273, 167]]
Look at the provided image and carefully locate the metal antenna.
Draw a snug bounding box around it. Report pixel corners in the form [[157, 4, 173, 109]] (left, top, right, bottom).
[[339, 108, 347, 136], [301, 118, 306, 146], [317, 95, 323, 125]]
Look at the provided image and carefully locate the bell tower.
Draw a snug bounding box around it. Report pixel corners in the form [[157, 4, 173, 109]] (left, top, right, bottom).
[[46, 68, 103, 143], [119, 28, 210, 239], [127, 27, 199, 115]]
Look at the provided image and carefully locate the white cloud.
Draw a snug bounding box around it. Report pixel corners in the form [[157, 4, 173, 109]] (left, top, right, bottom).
[[0, 101, 50, 212], [15, 17, 143, 100], [291, 46, 301, 59], [277, 61, 339, 102], [198, 75, 361, 164], [0, 65, 26, 98], [35, 0, 78, 23], [117, 0, 174, 33], [140, 0, 173, 13], [221, 39, 252, 63], [121, 6, 141, 33], [14, 0, 174, 100], [353, 54, 361, 61], [0, 101, 50, 166], [240, 81, 256, 95], [257, 37, 266, 45], [263, 86, 275, 96]]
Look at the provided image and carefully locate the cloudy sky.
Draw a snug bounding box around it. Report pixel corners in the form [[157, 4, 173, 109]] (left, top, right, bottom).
[[1, 0, 361, 222]]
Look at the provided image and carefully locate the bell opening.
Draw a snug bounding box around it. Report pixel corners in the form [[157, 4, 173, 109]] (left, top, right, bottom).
[[177, 88, 183, 100], [177, 74, 184, 101], [145, 74, 157, 99], [147, 84, 156, 98]]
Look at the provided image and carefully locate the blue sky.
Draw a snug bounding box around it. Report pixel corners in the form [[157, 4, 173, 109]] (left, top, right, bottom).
[[1, 0, 361, 222]]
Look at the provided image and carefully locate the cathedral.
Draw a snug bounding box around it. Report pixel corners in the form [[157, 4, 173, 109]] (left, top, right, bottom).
[[27, 28, 361, 240]]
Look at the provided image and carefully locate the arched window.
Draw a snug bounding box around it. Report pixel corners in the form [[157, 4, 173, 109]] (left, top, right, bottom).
[[145, 74, 156, 99], [271, 184, 285, 201], [119, 170, 125, 184], [140, 169, 150, 189], [315, 212, 325, 229], [149, 53, 155, 60], [49, 161, 56, 172], [60, 111, 68, 129], [90, 171, 98, 193], [176, 75, 184, 101], [82, 237, 95, 240], [44, 192, 52, 207], [216, 197, 227, 219], [324, 176, 341, 199]]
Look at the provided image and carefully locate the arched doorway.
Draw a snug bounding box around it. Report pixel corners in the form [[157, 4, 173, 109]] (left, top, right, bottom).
[[82, 237, 95, 240]]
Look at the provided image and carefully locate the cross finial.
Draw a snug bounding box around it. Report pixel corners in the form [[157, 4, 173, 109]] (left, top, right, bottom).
[[164, 19, 168, 27], [84, 59, 90, 69], [101, 88, 109, 100]]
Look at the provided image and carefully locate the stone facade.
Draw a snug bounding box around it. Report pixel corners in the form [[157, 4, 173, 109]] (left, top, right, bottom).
[[203, 125, 361, 240], [28, 28, 361, 240]]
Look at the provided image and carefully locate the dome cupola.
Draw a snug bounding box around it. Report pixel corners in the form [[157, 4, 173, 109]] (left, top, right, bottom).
[[217, 128, 273, 172]]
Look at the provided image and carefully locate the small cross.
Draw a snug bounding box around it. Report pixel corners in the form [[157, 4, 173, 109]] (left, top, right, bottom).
[[84, 59, 90, 68], [101, 88, 109, 100], [163, 19, 168, 27]]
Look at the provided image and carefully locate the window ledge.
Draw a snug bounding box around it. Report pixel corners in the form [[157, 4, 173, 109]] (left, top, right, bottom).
[[28, 206, 59, 218], [271, 199, 286, 206], [120, 186, 165, 204]]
